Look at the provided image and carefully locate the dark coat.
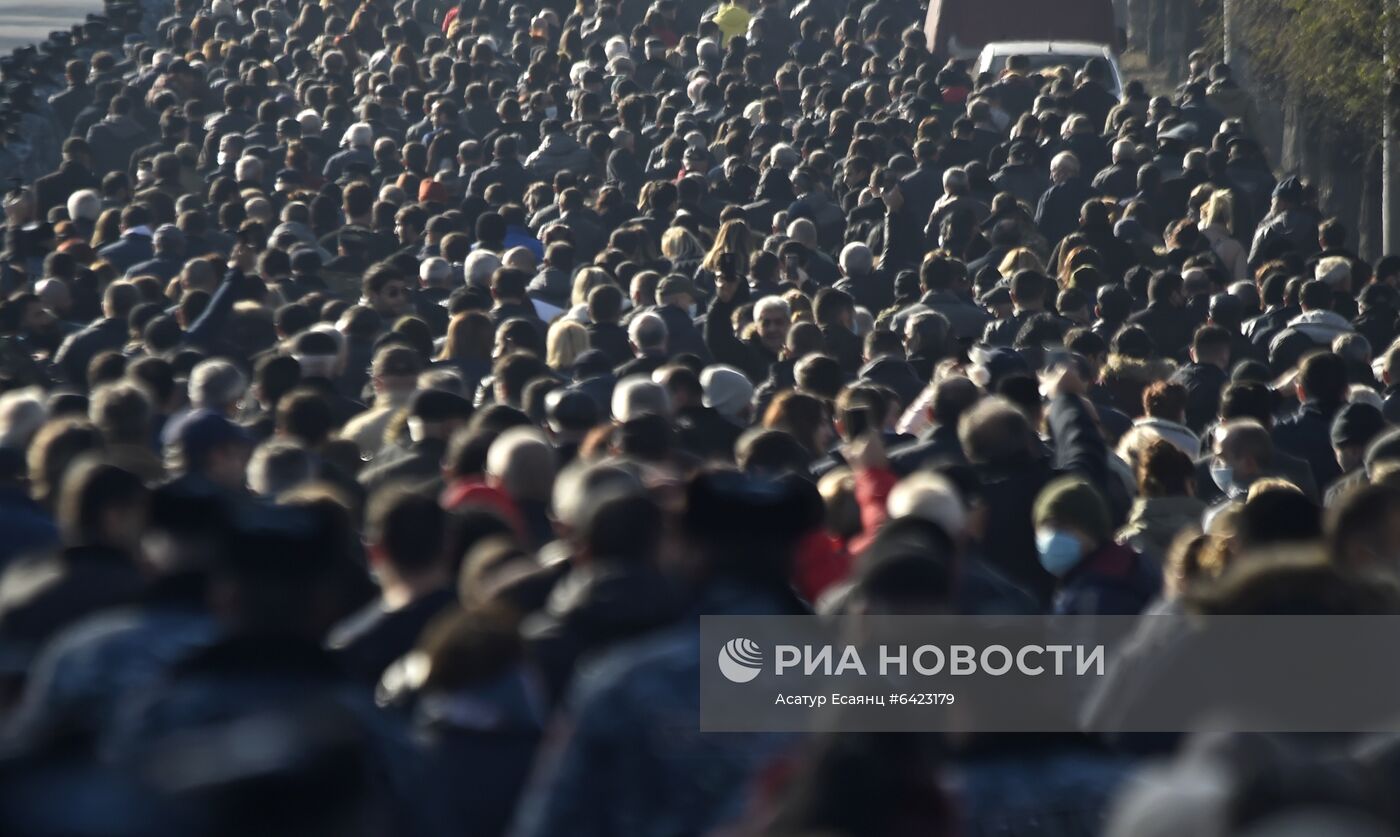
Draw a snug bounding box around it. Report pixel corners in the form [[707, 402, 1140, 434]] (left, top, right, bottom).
[[888, 423, 967, 475], [357, 437, 448, 494], [1054, 542, 1160, 615], [654, 304, 709, 360], [674, 406, 745, 462], [1170, 361, 1229, 434], [857, 355, 923, 409], [0, 545, 143, 661], [97, 232, 155, 273], [328, 587, 456, 685], [1272, 401, 1345, 490], [1035, 177, 1098, 247], [975, 453, 1058, 604], [586, 322, 633, 367], [1127, 302, 1196, 360], [34, 160, 99, 216], [53, 316, 128, 387]]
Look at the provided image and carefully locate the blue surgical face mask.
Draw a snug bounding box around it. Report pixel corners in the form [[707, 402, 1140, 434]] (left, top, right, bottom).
[[1036, 528, 1083, 577], [1211, 462, 1238, 497], [544, 106, 558, 119]]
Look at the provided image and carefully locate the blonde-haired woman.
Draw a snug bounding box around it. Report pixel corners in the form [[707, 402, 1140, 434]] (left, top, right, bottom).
[[547, 319, 590, 374], [698, 219, 754, 296], [661, 226, 706, 278], [568, 267, 614, 321], [1201, 190, 1248, 281], [435, 311, 494, 395], [997, 246, 1044, 278]]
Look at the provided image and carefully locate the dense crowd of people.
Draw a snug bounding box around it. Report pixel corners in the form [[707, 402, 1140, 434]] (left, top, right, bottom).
[[2, 0, 1400, 833]]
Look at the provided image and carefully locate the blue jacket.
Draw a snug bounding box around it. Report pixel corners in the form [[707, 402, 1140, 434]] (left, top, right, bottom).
[[96, 232, 154, 273], [1053, 542, 1160, 616], [509, 585, 797, 837]]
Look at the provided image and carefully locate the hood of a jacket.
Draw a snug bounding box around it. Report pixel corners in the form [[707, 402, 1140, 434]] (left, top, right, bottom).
[[1102, 354, 1177, 386], [100, 113, 145, 140], [1132, 417, 1201, 456], [533, 132, 582, 158], [1287, 309, 1352, 342]]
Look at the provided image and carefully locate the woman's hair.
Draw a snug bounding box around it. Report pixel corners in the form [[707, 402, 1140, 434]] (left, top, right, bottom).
[[763, 390, 829, 456], [701, 219, 753, 275], [439, 311, 494, 361], [661, 226, 704, 261], [546, 319, 590, 371], [1203, 189, 1235, 233], [571, 266, 613, 307], [1136, 438, 1196, 497], [998, 247, 1042, 277], [92, 208, 123, 249]]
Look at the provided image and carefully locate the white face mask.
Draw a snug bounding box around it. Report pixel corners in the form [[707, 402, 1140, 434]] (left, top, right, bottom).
[[216, 151, 230, 166]]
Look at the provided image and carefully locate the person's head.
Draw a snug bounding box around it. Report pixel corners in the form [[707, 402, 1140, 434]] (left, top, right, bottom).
[[371, 344, 423, 398], [1235, 482, 1321, 550], [57, 457, 148, 551], [247, 439, 315, 498], [1212, 418, 1274, 493], [1191, 324, 1231, 369], [365, 484, 448, 582], [485, 426, 556, 503], [1297, 350, 1348, 407], [89, 381, 153, 447], [407, 388, 474, 442], [490, 268, 530, 304], [103, 280, 140, 320], [363, 263, 410, 318], [611, 376, 671, 421], [1328, 483, 1400, 572], [959, 396, 1033, 464], [1299, 278, 1333, 313], [1331, 402, 1386, 475], [839, 242, 873, 278], [753, 295, 792, 353], [628, 311, 668, 357], [1148, 270, 1184, 308], [1137, 438, 1196, 499], [1033, 476, 1111, 576], [188, 358, 247, 413], [1009, 269, 1047, 312], [547, 319, 590, 371], [1142, 380, 1189, 424], [762, 390, 832, 456], [656, 274, 698, 312], [171, 410, 252, 490], [1050, 151, 1080, 184]]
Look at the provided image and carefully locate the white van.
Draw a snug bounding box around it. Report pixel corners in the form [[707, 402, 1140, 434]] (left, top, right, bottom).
[[975, 41, 1125, 98]]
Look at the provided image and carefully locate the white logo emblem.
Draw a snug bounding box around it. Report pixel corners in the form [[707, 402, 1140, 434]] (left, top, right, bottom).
[[718, 637, 763, 683]]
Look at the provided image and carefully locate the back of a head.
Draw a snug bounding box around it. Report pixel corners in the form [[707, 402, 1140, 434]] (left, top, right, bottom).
[[1299, 351, 1348, 406], [611, 375, 671, 421], [247, 439, 315, 498], [1237, 484, 1319, 550], [58, 456, 146, 547], [485, 426, 556, 502], [366, 484, 446, 574], [189, 358, 248, 411], [959, 396, 1031, 464]]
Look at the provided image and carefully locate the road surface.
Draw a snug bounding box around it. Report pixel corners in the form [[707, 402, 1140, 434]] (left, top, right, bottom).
[[0, 0, 100, 51]]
